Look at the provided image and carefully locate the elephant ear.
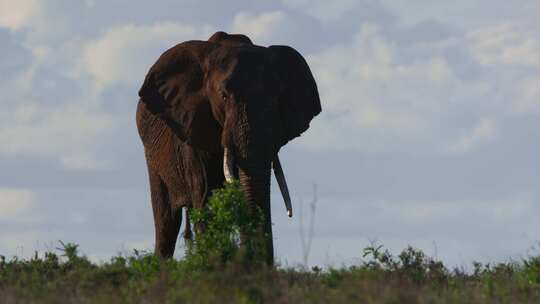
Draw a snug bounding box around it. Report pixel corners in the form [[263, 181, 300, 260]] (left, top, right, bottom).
[[269, 45, 321, 148], [138, 41, 221, 151]]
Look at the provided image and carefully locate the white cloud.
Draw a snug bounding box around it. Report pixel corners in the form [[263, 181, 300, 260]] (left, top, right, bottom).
[[290, 19, 540, 156], [450, 118, 496, 153], [467, 23, 540, 66], [1, 21, 217, 173], [0, 0, 39, 31], [0, 104, 113, 170], [299, 23, 494, 154], [512, 77, 540, 114], [0, 188, 34, 220], [281, 0, 363, 23], [230, 11, 287, 44], [79, 22, 215, 91]]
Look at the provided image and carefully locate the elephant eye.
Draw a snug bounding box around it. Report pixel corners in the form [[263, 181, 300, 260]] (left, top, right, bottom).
[[220, 91, 228, 101]]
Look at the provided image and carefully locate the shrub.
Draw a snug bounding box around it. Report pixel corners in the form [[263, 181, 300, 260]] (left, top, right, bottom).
[[185, 180, 265, 269], [362, 243, 448, 284], [2, 242, 540, 303]]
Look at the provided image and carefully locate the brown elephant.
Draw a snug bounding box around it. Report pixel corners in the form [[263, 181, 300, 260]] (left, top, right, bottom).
[[136, 31, 321, 264]]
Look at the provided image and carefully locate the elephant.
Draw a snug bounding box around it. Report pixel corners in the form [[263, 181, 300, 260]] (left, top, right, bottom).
[[136, 31, 321, 264]]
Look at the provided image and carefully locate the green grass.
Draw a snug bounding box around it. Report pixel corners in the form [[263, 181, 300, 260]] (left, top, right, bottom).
[[2, 182, 540, 303], [2, 243, 540, 303]]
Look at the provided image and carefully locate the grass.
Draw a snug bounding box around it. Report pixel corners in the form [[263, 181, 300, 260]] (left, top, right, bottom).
[[2, 243, 540, 303], [2, 182, 540, 303]]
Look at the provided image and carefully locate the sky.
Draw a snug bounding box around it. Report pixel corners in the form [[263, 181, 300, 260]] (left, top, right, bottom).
[[1, 0, 540, 268]]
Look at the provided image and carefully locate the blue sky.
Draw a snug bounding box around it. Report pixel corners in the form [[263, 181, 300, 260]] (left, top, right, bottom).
[[1, 0, 540, 267]]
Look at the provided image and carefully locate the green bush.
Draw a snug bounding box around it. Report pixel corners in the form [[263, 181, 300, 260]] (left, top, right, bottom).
[[185, 180, 265, 269], [2, 242, 540, 303]]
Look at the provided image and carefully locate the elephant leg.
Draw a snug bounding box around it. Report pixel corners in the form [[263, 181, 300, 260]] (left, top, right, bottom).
[[149, 172, 182, 258]]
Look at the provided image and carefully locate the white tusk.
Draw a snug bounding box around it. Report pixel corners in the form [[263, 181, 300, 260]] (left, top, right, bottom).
[[223, 148, 235, 182], [272, 155, 293, 217]]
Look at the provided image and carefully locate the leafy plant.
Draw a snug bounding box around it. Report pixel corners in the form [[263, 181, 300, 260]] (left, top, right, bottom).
[[362, 243, 448, 284], [2, 242, 540, 303], [185, 180, 265, 269]]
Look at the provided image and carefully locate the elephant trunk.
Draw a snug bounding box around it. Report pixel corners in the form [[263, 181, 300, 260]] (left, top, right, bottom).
[[223, 150, 293, 218], [237, 160, 274, 265]]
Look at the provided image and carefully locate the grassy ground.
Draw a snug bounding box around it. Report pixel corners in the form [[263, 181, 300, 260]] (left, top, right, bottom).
[[2, 242, 540, 304]]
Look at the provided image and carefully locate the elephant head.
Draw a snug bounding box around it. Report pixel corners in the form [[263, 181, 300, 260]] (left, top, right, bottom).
[[138, 31, 321, 262]]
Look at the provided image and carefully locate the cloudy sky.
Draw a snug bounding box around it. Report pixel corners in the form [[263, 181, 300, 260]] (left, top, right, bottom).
[[1, 0, 540, 268]]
